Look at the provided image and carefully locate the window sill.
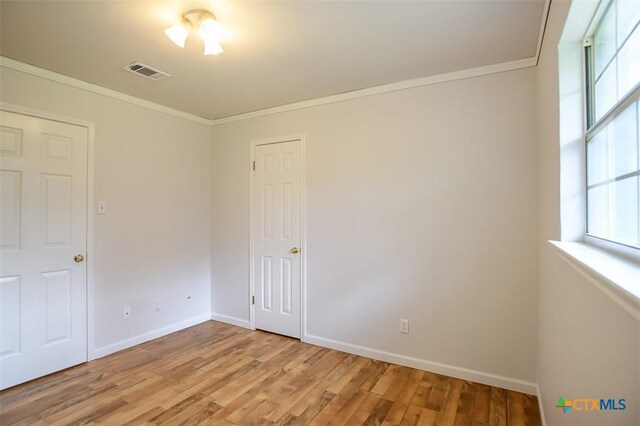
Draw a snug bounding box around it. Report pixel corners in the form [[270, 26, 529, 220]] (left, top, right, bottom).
[[549, 241, 640, 320]]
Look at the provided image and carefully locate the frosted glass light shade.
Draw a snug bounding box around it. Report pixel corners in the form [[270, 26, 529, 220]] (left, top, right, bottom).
[[165, 23, 190, 48], [199, 19, 224, 55], [203, 39, 224, 55]]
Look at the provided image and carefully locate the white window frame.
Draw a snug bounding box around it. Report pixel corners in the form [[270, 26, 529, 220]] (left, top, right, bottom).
[[551, 0, 640, 321], [582, 0, 640, 255]]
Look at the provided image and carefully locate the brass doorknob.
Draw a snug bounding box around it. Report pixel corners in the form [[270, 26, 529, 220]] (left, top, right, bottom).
[[289, 247, 299, 254], [74, 254, 85, 263]]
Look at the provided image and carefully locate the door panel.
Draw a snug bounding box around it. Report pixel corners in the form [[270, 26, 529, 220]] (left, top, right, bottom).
[[42, 174, 72, 246], [0, 111, 87, 390], [0, 276, 20, 357], [280, 258, 292, 315], [262, 256, 272, 311], [253, 140, 302, 338], [41, 270, 72, 345], [0, 171, 21, 249]]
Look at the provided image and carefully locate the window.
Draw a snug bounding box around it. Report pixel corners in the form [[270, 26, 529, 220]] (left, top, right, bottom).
[[585, 0, 640, 249]]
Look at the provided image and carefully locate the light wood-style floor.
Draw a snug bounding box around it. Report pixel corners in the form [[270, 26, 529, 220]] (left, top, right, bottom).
[[0, 321, 541, 425]]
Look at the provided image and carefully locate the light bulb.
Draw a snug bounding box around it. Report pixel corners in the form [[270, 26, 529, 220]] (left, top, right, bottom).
[[165, 22, 190, 48], [199, 19, 224, 55]]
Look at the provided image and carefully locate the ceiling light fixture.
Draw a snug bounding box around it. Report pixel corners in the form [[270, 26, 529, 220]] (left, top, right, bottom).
[[165, 9, 224, 55]]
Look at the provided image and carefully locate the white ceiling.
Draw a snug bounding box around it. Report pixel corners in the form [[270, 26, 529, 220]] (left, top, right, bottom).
[[0, 1, 546, 120]]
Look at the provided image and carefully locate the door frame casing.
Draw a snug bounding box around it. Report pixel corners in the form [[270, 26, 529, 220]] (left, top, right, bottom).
[[249, 134, 306, 341], [0, 102, 97, 361]]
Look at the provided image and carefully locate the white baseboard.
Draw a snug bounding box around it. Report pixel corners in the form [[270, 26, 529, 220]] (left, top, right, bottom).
[[90, 315, 538, 395], [537, 384, 548, 426], [210, 312, 252, 329], [304, 334, 537, 395], [91, 313, 211, 360]]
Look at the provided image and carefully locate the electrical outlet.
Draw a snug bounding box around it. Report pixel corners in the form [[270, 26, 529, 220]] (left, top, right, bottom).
[[186, 295, 192, 303], [400, 319, 409, 334], [123, 306, 130, 320], [154, 299, 160, 311]]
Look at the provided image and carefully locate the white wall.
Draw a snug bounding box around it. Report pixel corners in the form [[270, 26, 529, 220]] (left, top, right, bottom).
[[536, 1, 639, 425], [1, 66, 212, 355], [211, 67, 540, 386]]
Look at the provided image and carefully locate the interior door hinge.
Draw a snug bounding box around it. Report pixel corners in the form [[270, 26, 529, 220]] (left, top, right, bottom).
[[252, 295, 255, 305], [252, 161, 255, 171]]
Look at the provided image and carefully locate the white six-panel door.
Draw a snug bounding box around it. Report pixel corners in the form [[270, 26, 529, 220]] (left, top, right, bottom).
[[253, 140, 302, 338], [0, 111, 88, 390]]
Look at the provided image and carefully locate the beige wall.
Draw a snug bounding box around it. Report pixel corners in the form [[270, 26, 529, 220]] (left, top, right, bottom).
[[211, 67, 540, 385], [536, 1, 639, 424], [1, 67, 212, 354], [5, 4, 637, 418]]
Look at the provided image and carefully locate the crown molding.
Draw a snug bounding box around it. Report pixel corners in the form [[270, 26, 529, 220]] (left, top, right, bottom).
[[1, 55, 538, 128], [0, 56, 213, 125], [1, 0, 550, 127], [534, 0, 553, 66], [210, 0, 550, 125], [210, 56, 537, 126]]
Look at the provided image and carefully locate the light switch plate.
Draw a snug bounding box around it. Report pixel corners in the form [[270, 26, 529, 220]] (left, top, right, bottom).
[[97, 201, 107, 215]]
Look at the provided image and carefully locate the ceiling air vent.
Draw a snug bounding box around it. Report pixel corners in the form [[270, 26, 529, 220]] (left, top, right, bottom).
[[123, 62, 170, 81]]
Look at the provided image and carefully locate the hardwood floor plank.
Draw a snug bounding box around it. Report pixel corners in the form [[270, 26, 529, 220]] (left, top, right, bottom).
[[0, 369, 93, 410], [242, 399, 279, 425], [488, 387, 507, 426], [455, 381, 476, 421], [426, 376, 450, 412], [471, 383, 492, 424], [289, 379, 333, 417], [358, 361, 392, 393], [400, 404, 439, 426], [0, 383, 90, 425], [327, 390, 368, 425], [399, 403, 423, 426], [363, 398, 394, 426], [523, 394, 543, 426], [409, 373, 437, 408], [372, 365, 401, 395], [64, 398, 129, 424], [4, 382, 119, 425], [345, 392, 381, 424], [263, 375, 321, 422], [224, 395, 267, 424], [212, 364, 283, 406], [178, 400, 222, 426], [96, 389, 178, 424], [307, 390, 353, 425], [159, 397, 220, 426], [258, 339, 297, 363], [385, 370, 424, 424], [348, 359, 384, 392], [326, 356, 369, 394], [506, 390, 525, 425], [147, 392, 211, 424], [416, 407, 439, 426], [211, 369, 291, 422], [294, 390, 336, 424], [435, 378, 463, 426], [121, 406, 166, 425], [324, 354, 358, 382], [0, 321, 541, 426], [270, 342, 316, 368], [282, 345, 324, 371], [273, 413, 298, 425]]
